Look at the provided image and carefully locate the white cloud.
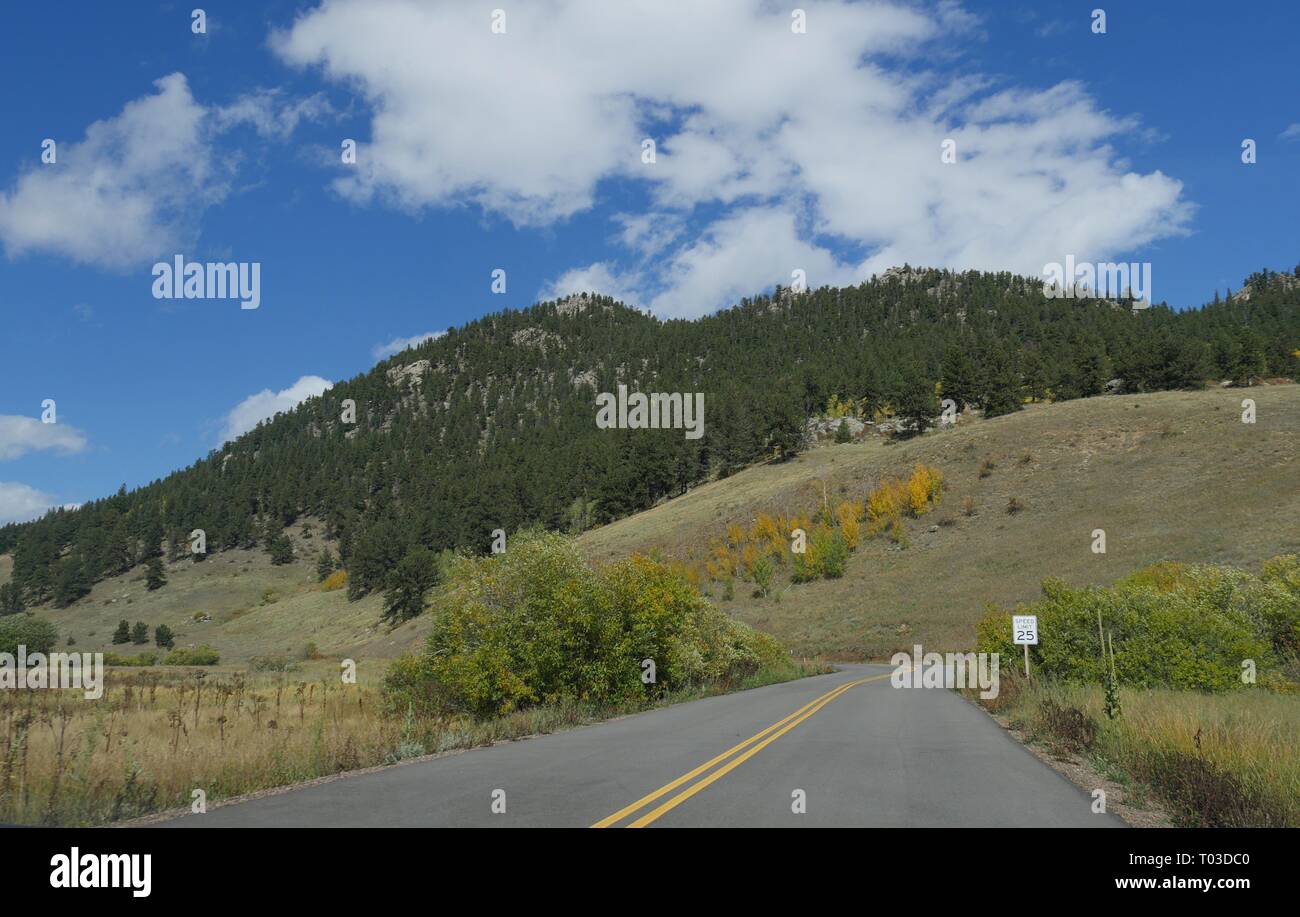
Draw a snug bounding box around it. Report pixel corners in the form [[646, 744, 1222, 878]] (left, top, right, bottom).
[[372, 330, 446, 360], [645, 207, 860, 318], [214, 89, 337, 140], [0, 482, 59, 525], [0, 416, 88, 461], [276, 0, 1192, 317], [219, 375, 333, 443], [1281, 123, 1300, 142], [0, 74, 226, 269], [539, 263, 644, 308], [0, 74, 330, 269]]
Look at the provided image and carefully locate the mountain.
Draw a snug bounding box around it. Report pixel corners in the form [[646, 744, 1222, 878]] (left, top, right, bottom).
[[2, 264, 1298, 612]]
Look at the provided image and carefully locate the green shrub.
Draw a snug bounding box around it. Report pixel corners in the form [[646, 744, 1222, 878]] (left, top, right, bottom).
[[813, 528, 849, 579], [751, 556, 774, 597], [790, 548, 818, 583], [383, 531, 788, 718], [976, 559, 1299, 692], [249, 654, 298, 673], [102, 651, 158, 667], [163, 645, 221, 666], [0, 616, 59, 656]]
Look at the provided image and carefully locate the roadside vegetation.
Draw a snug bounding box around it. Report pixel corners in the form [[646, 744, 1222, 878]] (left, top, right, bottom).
[[384, 530, 796, 718], [0, 533, 810, 826], [975, 556, 1300, 826]]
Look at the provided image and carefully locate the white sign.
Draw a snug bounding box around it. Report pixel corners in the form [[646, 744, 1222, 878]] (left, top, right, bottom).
[[1012, 615, 1038, 645]]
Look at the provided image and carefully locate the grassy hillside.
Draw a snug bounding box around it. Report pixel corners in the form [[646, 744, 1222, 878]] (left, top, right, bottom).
[[0, 522, 430, 666], [580, 385, 1300, 659], [3, 385, 1295, 667]]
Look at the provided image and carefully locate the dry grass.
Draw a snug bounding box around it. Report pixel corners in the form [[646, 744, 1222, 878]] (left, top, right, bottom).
[[580, 386, 1300, 659], [5, 522, 430, 666], [0, 659, 822, 826], [998, 678, 1300, 827]]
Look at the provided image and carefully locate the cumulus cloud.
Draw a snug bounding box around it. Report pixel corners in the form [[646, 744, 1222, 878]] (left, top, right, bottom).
[[0, 415, 87, 461], [219, 375, 333, 443], [0, 74, 225, 269], [539, 263, 644, 308], [0, 482, 59, 525], [276, 0, 1192, 317], [372, 330, 446, 360], [0, 74, 329, 269]]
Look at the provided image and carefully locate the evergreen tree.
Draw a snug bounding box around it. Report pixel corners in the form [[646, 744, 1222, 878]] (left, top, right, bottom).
[[381, 546, 439, 625], [834, 418, 852, 443], [52, 556, 91, 608], [894, 368, 939, 435], [267, 532, 295, 566], [145, 556, 167, 591], [111, 619, 131, 645], [131, 621, 149, 644], [154, 623, 175, 649], [939, 345, 979, 410], [763, 387, 807, 460], [316, 549, 338, 582], [0, 582, 22, 616], [978, 346, 1024, 419], [1232, 333, 1267, 386]]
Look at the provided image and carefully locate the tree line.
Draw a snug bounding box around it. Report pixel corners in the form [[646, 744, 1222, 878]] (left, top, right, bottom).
[[1, 264, 1295, 613]]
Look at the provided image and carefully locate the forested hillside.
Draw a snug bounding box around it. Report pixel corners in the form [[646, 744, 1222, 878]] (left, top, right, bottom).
[[2, 265, 1297, 610]]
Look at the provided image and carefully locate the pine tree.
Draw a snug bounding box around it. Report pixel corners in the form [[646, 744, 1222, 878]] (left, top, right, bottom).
[[834, 418, 852, 443], [381, 546, 439, 625], [894, 367, 939, 435], [763, 387, 807, 460], [145, 556, 167, 591], [131, 621, 149, 644], [267, 532, 295, 566], [52, 556, 91, 608], [316, 549, 337, 582], [154, 623, 175, 649], [1232, 333, 1267, 386], [939, 345, 979, 411], [978, 346, 1024, 419], [0, 582, 22, 616], [111, 619, 131, 645]]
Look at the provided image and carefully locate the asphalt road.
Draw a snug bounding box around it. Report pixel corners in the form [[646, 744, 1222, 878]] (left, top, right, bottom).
[[156, 664, 1124, 828]]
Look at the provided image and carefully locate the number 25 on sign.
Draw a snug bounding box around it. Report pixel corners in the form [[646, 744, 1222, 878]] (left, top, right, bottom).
[[1012, 614, 1038, 678]]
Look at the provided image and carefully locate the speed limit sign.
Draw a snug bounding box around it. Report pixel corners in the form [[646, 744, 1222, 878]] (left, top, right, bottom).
[[1013, 615, 1038, 645], [1012, 615, 1038, 677]]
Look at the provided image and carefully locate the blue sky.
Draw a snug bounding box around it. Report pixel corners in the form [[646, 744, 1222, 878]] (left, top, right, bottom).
[[1, 0, 1297, 522]]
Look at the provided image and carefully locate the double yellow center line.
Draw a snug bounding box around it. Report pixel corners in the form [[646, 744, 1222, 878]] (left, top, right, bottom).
[[592, 671, 891, 828]]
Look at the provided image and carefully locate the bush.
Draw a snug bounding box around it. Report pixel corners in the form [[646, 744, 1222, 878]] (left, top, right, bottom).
[[163, 645, 221, 666], [320, 570, 348, 592], [383, 531, 788, 718], [812, 528, 849, 579], [102, 651, 158, 667], [1034, 699, 1097, 754], [976, 559, 1297, 692], [0, 616, 59, 656], [835, 500, 862, 549], [751, 555, 774, 597], [249, 654, 298, 673]]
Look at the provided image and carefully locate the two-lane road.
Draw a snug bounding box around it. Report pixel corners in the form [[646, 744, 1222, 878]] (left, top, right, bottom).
[[157, 665, 1123, 828]]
